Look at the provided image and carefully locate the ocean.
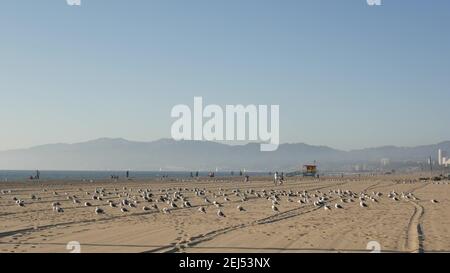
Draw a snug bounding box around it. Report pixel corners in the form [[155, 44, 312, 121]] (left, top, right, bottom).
[[0, 170, 265, 182]]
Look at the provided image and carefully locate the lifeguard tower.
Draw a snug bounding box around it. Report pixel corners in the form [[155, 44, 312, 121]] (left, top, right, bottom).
[[303, 164, 318, 177]]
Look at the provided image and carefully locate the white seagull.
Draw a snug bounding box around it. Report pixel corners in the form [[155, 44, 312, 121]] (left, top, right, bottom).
[[217, 210, 226, 218], [272, 205, 279, 213]]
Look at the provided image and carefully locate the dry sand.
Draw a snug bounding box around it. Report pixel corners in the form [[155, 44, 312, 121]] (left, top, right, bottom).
[[0, 175, 449, 253]]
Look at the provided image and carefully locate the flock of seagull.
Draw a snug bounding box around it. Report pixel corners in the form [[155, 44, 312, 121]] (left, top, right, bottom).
[[0, 180, 442, 219]]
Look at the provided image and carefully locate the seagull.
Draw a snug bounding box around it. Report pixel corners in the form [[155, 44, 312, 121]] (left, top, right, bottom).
[[162, 207, 170, 214], [431, 200, 439, 204], [237, 205, 245, 212], [95, 207, 104, 214], [360, 201, 368, 208], [121, 207, 128, 213], [335, 204, 343, 209], [198, 207, 206, 214], [272, 205, 279, 213], [217, 210, 226, 218], [85, 202, 92, 207], [142, 206, 151, 211], [183, 201, 192, 208], [324, 205, 331, 211]]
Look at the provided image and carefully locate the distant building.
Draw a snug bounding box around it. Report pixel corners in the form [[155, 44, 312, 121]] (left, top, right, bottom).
[[381, 158, 390, 166], [354, 164, 367, 172], [438, 149, 450, 167]]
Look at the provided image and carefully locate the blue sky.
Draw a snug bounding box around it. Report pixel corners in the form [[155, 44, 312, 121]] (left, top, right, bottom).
[[0, 0, 449, 151]]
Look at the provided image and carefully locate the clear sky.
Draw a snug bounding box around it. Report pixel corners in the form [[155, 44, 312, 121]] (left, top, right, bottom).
[[1, 0, 449, 151]]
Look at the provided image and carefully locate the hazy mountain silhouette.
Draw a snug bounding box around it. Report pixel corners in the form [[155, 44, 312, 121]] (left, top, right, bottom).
[[0, 138, 448, 171]]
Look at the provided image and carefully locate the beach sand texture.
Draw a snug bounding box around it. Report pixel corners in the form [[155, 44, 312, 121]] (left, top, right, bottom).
[[1, 175, 449, 253]]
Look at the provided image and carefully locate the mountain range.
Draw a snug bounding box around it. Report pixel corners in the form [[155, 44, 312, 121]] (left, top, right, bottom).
[[0, 138, 448, 171]]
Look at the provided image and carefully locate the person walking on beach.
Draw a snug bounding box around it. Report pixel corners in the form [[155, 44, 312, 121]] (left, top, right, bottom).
[[244, 175, 250, 183], [274, 172, 279, 185]]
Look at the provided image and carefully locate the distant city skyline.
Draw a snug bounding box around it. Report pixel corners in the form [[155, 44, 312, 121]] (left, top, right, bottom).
[[1, 0, 449, 151]]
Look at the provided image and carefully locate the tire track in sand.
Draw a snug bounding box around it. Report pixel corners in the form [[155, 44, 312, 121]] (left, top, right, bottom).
[[404, 201, 425, 253], [403, 183, 428, 253]]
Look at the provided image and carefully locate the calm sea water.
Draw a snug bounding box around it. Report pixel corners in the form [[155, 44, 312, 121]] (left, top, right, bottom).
[[0, 170, 265, 182]]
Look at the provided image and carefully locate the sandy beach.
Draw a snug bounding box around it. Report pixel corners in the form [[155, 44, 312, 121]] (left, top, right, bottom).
[[1, 175, 449, 253]]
